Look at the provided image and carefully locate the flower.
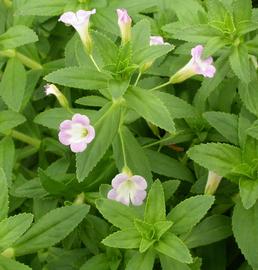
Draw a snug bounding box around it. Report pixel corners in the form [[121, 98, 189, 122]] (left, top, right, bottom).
[[107, 172, 147, 206], [170, 44, 216, 84], [204, 171, 223, 195], [150, 36, 169, 46], [59, 9, 96, 54], [116, 8, 132, 45], [58, 114, 95, 153], [44, 84, 69, 109]]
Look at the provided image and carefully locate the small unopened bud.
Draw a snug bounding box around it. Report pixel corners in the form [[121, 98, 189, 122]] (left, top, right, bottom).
[[117, 9, 132, 45], [44, 84, 70, 109], [204, 171, 222, 195]]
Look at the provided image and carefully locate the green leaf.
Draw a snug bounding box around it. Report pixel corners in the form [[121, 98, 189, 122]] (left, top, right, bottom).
[[239, 178, 258, 209], [232, 200, 258, 269], [80, 254, 110, 270], [247, 120, 258, 140], [112, 126, 152, 183], [145, 149, 194, 182], [144, 180, 166, 224], [155, 92, 197, 119], [239, 79, 258, 117], [167, 195, 215, 235], [0, 255, 32, 270], [133, 45, 173, 67], [75, 96, 108, 107], [13, 205, 89, 256], [134, 219, 155, 241], [155, 232, 192, 263], [102, 229, 141, 249], [125, 87, 175, 133], [0, 137, 15, 185], [160, 254, 191, 270], [184, 215, 232, 248], [233, 0, 252, 24], [108, 79, 129, 99], [203, 111, 239, 145], [92, 31, 118, 66], [76, 102, 121, 181], [96, 198, 141, 230], [44, 67, 112, 90], [0, 111, 26, 133], [0, 26, 38, 50], [125, 249, 155, 270], [167, 0, 205, 25], [0, 58, 26, 112], [17, 0, 69, 16], [132, 20, 151, 53], [229, 44, 250, 84], [187, 143, 242, 176], [154, 221, 173, 240], [0, 213, 33, 251], [203, 36, 229, 57], [0, 169, 8, 221]]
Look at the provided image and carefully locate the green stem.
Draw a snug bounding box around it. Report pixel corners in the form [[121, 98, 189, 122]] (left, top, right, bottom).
[[142, 134, 175, 149], [89, 54, 101, 72], [149, 81, 171, 92], [9, 130, 41, 149], [16, 52, 43, 70], [0, 50, 43, 70], [119, 127, 128, 168], [134, 72, 142, 86]]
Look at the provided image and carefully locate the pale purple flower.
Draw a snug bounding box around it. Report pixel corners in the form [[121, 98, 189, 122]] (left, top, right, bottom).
[[116, 8, 132, 45], [150, 36, 169, 46], [170, 44, 216, 83], [59, 9, 96, 53], [58, 114, 95, 153], [204, 171, 223, 195], [107, 173, 147, 206]]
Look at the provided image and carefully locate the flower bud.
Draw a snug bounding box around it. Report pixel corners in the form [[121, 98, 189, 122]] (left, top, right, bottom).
[[116, 8, 132, 45], [169, 45, 216, 84], [204, 171, 223, 195], [59, 9, 96, 54], [44, 84, 70, 110]]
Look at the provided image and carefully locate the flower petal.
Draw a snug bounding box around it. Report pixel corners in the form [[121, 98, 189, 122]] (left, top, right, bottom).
[[58, 131, 71, 145], [59, 120, 72, 130], [59, 11, 77, 26], [131, 175, 147, 190], [72, 114, 90, 126], [85, 125, 95, 143], [107, 189, 118, 200], [130, 190, 147, 206], [70, 141, 87, 153], [111, 173, 129, 188], [191, 45, 203, 60]]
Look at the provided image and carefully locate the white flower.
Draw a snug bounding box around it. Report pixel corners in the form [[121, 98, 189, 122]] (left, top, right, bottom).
[[205, 171, 223, 195], [107, 172, 147, 206], [44, 84, 69, 109], [59, 9, 96, 54]]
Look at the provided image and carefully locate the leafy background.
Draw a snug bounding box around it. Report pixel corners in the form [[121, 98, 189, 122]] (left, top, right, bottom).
[[0, 0, 258, 269]]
